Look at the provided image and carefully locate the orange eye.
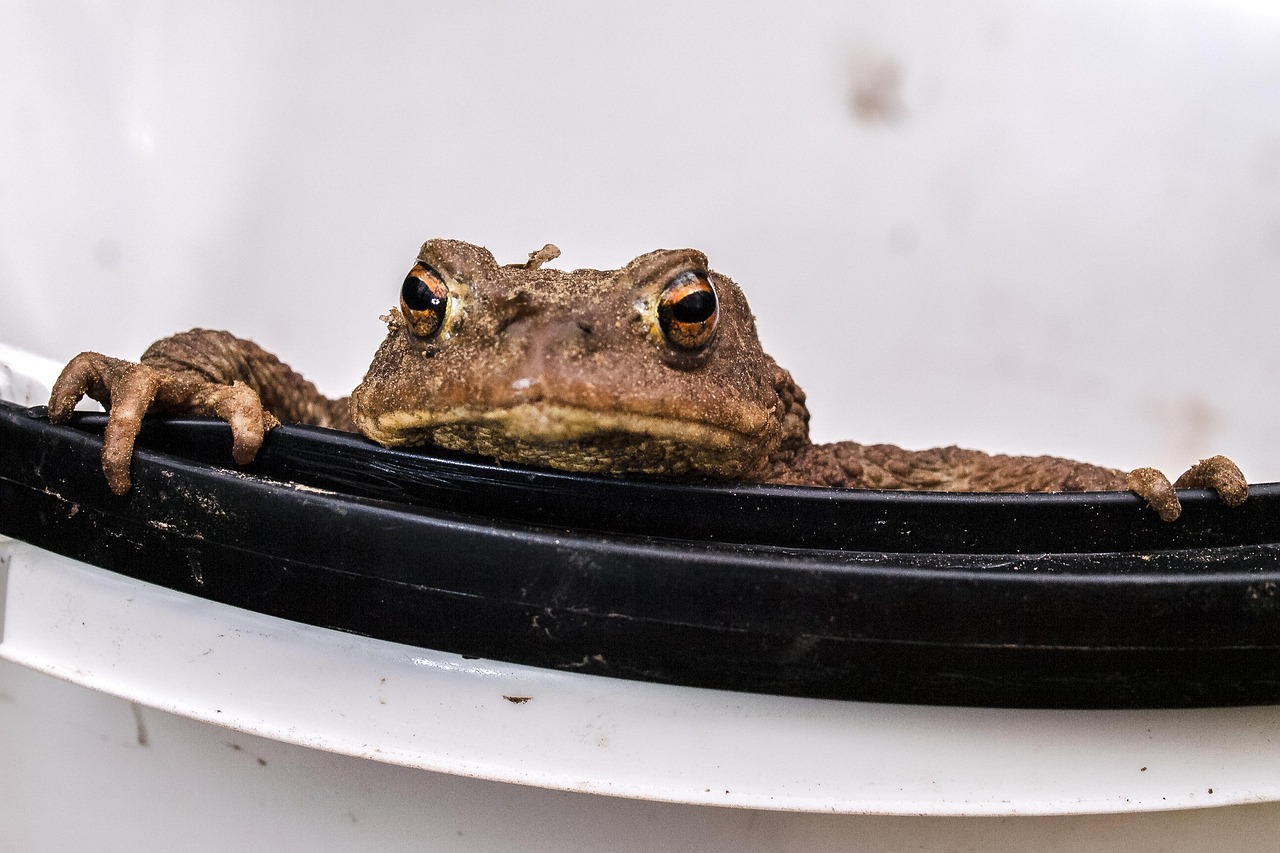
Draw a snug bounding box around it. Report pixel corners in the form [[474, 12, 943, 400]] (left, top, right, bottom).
[[658, 271, 718, 349], [400, 263, 449, 339]]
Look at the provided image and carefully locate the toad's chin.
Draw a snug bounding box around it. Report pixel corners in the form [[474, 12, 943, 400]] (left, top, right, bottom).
[[352, 401, 776, 479]]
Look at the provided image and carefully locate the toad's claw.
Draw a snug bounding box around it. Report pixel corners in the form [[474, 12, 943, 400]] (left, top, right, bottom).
[[1127, 467, 1182, 522], [49, 352, 273, 494], [192, 380, 277, 465], [1127, 456, 1249, 522], [49, 351, 126, 422], [97, 361, 172, 494], [1173, 455, 1249, 507]]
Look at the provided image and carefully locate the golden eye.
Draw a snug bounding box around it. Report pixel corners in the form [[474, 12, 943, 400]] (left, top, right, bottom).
[[400, 263, 449, 339], [658, 271, 718, 349]]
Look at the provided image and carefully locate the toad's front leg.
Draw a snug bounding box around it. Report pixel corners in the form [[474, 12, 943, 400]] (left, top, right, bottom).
[[773, 441, 1248, 522], [48, 329, 352, 494]]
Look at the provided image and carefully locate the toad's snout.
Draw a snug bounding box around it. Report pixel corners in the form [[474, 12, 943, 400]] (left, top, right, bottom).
[[503, 315, 606, 402]]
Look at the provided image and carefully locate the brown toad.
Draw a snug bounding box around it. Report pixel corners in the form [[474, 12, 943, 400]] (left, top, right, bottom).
[[48, 238, 1247, 521]]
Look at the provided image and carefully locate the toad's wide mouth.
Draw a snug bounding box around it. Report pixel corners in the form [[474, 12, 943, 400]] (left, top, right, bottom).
[[354, 402, 775, 478]]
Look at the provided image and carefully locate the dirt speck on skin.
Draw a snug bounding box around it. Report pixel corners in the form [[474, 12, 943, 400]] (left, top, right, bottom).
[[503, 695, 532, 704]]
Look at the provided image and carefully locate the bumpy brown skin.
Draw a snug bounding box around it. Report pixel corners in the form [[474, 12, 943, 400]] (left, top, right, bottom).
[[761, 367, 1246, 520], [47, 239, 1248, 521]]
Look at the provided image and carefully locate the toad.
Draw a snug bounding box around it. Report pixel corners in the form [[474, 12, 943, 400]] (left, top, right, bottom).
[[48, 238, 1246, 521]]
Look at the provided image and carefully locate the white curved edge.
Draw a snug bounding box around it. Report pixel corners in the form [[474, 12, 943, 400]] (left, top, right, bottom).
[[2, 540, 1280, 816], [0, 340, 104, 412], [0, 341, 62, 407]]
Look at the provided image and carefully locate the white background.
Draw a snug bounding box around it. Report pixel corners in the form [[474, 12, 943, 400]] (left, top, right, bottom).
[[3, 1, 1279, 480]]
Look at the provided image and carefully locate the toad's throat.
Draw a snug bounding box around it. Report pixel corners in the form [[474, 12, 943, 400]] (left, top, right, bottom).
[[359, 402, 772, 478]]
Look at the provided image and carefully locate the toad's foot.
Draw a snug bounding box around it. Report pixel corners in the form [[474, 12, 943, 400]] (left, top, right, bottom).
[[48, 351, 277, 495], [1127, 456, 1248, 522]]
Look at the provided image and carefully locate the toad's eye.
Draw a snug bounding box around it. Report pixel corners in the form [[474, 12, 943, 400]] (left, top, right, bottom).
[[658, 271, 718, 350], [400, 263, 449, 339]]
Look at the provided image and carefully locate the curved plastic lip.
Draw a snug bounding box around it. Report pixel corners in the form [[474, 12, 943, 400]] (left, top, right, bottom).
[[14, 400, 1274, 553], [5, 399, 1280, 709], [215, 414, 1280, 557]]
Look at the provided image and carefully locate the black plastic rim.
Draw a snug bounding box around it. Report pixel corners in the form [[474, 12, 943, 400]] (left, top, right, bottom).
[[3, 399, 1280, 709]]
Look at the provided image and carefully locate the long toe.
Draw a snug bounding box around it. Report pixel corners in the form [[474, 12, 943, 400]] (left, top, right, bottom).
[[1174, 455, 1248, 507], [1127, 467, 1182, 522]]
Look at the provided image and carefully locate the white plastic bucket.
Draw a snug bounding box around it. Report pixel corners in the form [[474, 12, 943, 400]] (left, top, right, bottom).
[[5, 345, 1280, 851]]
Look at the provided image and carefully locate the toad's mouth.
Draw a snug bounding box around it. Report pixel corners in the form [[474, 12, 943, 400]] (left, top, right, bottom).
[[355, 402, 774, 479]]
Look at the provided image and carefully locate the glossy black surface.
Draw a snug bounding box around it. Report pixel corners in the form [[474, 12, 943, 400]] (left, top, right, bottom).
[[3, 399, 1280, 708]]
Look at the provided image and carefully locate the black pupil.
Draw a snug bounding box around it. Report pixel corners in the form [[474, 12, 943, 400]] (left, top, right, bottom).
[[401, 273, 444, 313], [672, 288, 715, 324]]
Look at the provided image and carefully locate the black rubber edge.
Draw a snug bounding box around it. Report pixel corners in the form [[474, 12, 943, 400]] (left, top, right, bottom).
[[3, 399, 1280, 709]]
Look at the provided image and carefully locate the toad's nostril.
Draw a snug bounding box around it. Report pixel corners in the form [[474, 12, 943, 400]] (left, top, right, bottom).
[[494, 291, 539, 333], [533, 319, 596, 353]]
